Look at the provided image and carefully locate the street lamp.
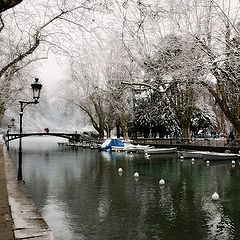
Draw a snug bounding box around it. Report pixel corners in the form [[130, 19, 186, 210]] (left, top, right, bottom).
[[18, 78, 42, 181], [6, 118, 15, 150]]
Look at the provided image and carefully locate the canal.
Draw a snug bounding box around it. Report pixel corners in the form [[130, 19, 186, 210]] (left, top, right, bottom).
[[8, 137, 240, 240]]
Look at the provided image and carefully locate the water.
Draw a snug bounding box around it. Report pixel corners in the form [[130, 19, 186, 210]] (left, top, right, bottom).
[[8, 137, 240, 240]]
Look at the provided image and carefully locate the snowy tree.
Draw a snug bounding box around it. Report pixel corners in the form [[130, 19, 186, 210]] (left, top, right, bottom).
[[62, 37, 135, 139], [61, 56, 107, 139], [132, 89, 179, 138], [0, 0, 108, 127], [116, 0, 240, 140], [193, 0, 240, 140], [140, 35, 208, 140]]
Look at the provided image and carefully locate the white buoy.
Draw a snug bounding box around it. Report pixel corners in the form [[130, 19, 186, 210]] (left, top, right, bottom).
[[145, 152, 150, 158], [212, 192, 220, 201], [231, 160, 236, 165], [134, 172, 139, 178], [191, 158, 195, 164], [206, 160, 210, 165], [180, 156, 184, 161], [118, 168, 123, 173], [159, 179, 165, 185]]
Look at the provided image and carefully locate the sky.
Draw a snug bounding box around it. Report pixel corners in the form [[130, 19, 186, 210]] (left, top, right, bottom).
[[37, 55, 65, 94]]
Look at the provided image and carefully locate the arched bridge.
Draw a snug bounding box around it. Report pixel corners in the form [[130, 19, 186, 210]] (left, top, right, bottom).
[[5, 132, 90, 143]]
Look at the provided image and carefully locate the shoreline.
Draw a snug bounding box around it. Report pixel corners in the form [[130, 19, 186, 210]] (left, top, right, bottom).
[[2, 144, 55, 240]]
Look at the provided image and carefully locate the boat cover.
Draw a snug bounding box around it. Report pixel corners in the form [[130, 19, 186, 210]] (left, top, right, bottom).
[[101, 138, 124, 151]]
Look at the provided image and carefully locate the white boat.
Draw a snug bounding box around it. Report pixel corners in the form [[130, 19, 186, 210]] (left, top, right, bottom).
[[144, 147, 177, 155], [202, 152, 239, 161], [125, 144, 152, 153], [180, 151, 207, 159], [112, 144, 152, 153], [111, 146, 126, 152]]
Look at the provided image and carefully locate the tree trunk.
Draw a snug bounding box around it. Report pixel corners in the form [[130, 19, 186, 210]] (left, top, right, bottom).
[[99, 128, 104, 139], [116, 123, 120, 138], [182, 126, 190, 142], [119, 112, 128, 140], [122, 126, 129, 140], [233, 123, 240, 145], [0, 102, 6, 128]]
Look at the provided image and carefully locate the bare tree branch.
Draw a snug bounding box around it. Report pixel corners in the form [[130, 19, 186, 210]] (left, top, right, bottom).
[[0, 31, 40, 78], [121, 81, 168, 94], [0, 14, 4, 32], [0, 0, 23, 13]]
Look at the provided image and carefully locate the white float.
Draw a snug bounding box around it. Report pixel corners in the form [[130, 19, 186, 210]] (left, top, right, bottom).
[[145, 152, 150, 158], [159, 179, 165, 185], [212, 192, 220, 201], [134, 172, 139, 178]]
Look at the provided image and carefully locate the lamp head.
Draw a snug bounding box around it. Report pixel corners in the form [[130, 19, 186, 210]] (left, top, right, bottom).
[[31, 78, 42, 100]]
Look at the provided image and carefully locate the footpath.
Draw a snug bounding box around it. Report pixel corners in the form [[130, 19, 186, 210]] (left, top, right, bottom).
[[0, 143, 55, 240]]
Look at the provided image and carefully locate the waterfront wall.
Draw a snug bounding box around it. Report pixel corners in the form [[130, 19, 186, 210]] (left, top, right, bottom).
[[3, 146, 55, 240]]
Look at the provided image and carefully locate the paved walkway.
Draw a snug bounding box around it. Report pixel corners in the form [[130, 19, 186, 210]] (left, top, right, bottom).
[[0, 143, 55, 240]]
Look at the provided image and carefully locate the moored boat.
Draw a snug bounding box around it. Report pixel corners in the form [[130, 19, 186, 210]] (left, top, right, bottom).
[[180, 151, 207, 159], [111, 146, 126, 152], [111, 144, 152, 153], [144, 147, 177, 155], [202, 152, 239, 161], [101, 138, 124, 151], [125, 144, 152, 153]]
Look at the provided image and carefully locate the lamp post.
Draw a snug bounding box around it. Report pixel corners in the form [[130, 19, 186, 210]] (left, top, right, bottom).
[[6, 117, 15, 150], [18, 78, 42, 181]]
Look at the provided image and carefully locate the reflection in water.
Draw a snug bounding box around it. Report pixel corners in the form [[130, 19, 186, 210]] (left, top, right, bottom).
[[44, 152, 50, 162], [100, 151, 112, 162], [202, 197, 233, 240], [8, 137, 240, 240], [42, 197, 81, 240]]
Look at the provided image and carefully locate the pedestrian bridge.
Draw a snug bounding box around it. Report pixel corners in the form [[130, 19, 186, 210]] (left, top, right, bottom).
[[5, 132, 93, 143]]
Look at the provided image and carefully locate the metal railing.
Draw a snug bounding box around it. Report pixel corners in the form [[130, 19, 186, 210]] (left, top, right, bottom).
[[131, 137, 240, 152]]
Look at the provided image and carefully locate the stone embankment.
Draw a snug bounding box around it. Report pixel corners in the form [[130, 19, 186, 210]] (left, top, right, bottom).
[[0, 143, 55, 240], [0, 143, 14, 240]]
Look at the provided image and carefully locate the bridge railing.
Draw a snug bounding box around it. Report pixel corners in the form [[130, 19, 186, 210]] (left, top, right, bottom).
[[4, 132, 101, 144]]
